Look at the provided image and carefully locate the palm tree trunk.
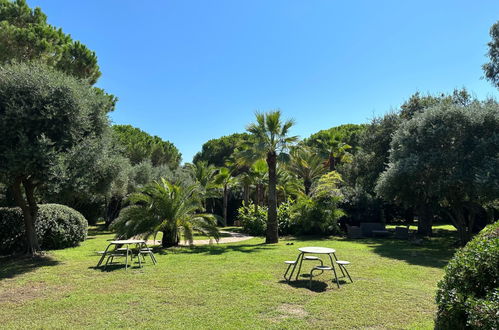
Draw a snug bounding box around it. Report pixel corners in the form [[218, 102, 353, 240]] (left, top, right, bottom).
[[329, 154, 335, 172], [161, 226, 179, 247], [254, 185, 259, 213], [243, 183, 249, 205], [223, 184, 228, 225], [266, 152, 278, 244], [304, 179, 311, 196]]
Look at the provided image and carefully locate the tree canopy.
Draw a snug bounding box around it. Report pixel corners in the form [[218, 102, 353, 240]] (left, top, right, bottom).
[[112, 124, 181, 169], [376, 101, 499, 244], [0, 0, 101, 84], [193, 133, 252, 166], [0, 62, 113, 253], [483, 21, 499, 89]]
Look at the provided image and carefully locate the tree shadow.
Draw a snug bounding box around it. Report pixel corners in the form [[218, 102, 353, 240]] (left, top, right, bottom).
[[0, 255, 60, 280], [156, 242, 276, 256], [87, 223, 113, 237], [337, 230, 458, 268]]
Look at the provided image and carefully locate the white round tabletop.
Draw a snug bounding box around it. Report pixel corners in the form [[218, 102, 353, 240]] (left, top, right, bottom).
[[298, 246, 336, 254], [110, 239, 145, 245]]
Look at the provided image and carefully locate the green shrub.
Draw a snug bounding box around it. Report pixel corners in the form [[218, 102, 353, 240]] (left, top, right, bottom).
[[435, 221, 499, 329], [237, 200, 296, 236], [0, 204, 88, 254], [277, 199, 296, 236], [291, 195, 344, 235], [237, 202, 267, 236]]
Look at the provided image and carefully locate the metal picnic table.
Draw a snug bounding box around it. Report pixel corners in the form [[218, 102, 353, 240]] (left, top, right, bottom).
[[289, 246, 345, 285], [96, 239, 156, 269]]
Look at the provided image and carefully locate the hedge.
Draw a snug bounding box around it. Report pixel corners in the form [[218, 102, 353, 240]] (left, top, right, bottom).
[[435, 221, 499, 329], [0, 204, 88, 254]]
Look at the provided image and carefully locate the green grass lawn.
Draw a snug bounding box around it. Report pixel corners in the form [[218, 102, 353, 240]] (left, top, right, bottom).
[[0, 225, 458, 329]]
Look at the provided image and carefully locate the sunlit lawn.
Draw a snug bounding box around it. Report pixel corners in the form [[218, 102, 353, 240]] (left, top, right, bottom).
[[0, 225, 458, 329]]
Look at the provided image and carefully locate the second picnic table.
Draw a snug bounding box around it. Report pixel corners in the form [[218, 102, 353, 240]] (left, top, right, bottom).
[[289, 246, 344, 281]]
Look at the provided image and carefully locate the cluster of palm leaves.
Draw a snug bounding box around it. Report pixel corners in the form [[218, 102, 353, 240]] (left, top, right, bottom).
[[111, 178, 220, 247]]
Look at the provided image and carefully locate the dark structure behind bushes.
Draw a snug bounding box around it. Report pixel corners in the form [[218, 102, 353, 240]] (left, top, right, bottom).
[[0, 204, 88, 254], [435, 221, 499, 329]]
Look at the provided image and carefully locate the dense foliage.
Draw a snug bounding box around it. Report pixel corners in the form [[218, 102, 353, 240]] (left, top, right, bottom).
[[0, 0, 101, 84], [376, 101, 499, 244], [0, 204, 88, 254], [237, 200, 295, 236], [305, 124, 365, 149], [112, 125, 181, 168], [0, 62, 113, 253], [435, 221, 499, 329], [483, 21, 499, 89], [193, 133, 252, 166], [111, 178, 219, 247]]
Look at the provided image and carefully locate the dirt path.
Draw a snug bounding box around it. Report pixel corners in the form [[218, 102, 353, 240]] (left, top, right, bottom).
[[146, 231, 253, 246]]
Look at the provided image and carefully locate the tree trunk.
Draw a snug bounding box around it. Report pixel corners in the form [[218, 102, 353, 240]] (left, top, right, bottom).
[[105, 196, 122, 227], [223, 184, 228, 226], [450, 204, 476, 245], [304, 179, 311, 196], [329, 154, 335, 172], [254, 185, 259, 213], [259, 184, 265, 206], [417, 205, 433, 237], [161, 226, 179, 247], [266, 152, 278, 244], [243, 183, 249, 205], [11, 178, 39, 255]]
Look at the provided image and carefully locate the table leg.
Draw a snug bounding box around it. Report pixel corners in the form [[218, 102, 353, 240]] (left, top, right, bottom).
[[295, 253, 305, 280], [136, 243, 142, 268], [328, 254, 340, 288], [287, 252, 302, 281], [333, 252, 345, 277], [97, 244, 112, 267], [125, 245, 129, 270]]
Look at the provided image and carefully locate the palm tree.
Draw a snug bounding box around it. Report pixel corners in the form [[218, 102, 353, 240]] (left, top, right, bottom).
[[111, 178, 219, 247], [213, 167, 237, 226], [249, 159, 268, 212], [245, 110, 297, 243], [185, 161, 218, 209], [276, 166, 301, 203], [287, 147, 327, 195], [316, 133, 353, 171], [237, 171, 253, 206]]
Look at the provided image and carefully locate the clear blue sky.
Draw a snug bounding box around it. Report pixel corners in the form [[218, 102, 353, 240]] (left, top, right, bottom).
[[29, 0, 499, 163]]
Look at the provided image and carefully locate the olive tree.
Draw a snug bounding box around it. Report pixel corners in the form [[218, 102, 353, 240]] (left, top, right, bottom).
[[483, 21, 499, 89], [376, 101, 499, 243], [0, 62, 113, 254]]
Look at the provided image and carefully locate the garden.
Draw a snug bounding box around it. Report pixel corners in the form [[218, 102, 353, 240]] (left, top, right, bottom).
[[0, 1, 498, 329]]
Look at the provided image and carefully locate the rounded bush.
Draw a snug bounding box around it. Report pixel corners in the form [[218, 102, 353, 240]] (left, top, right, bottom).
[[0, 204, 88, 254], [435, 221, 499, 329]]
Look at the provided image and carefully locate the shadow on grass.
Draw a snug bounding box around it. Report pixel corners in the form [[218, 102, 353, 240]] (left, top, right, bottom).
[[89, 264, 145, 272], [87, 223, 113, 237], [337, 230, 458, 268], [156, 242, 276, 256], [0, 255, 60, 280], [279, 278, 350, 292]]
